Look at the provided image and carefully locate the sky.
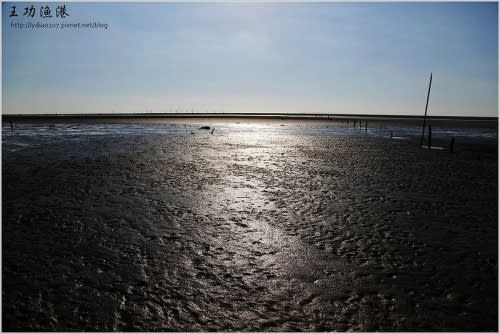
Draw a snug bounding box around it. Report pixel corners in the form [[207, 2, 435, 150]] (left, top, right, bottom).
[[2, 2, 498, 116]]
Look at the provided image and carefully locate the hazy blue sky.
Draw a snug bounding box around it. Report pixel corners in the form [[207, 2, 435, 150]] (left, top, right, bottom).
[[2, 2, 498, 116]]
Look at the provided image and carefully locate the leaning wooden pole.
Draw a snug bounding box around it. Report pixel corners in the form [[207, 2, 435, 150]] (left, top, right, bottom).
[[420, 73, 433, 147]]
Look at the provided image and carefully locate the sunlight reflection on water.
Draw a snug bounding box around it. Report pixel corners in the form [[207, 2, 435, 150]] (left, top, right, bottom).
[[2, 121, 496, 153]]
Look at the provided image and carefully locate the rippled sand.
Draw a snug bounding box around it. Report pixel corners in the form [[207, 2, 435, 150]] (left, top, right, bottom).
[[2, 121, 497, 331]]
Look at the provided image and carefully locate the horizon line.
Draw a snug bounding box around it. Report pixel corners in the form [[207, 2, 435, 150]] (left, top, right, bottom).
[[2, 112, 498, 121]]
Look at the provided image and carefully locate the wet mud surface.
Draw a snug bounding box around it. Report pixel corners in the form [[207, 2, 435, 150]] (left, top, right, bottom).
[[2, 122, 498, 331]]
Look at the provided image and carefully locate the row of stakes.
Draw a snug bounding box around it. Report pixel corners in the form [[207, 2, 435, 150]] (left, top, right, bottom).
[[342, 119, 455, 153], [7, 118, 457, 154]]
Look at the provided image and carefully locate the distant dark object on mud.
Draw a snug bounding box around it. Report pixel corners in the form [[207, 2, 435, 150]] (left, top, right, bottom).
[[200, 126, 211, 130]]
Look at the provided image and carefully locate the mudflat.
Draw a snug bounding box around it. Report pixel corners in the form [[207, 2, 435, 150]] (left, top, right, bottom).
[[2, 119, 497, 331]]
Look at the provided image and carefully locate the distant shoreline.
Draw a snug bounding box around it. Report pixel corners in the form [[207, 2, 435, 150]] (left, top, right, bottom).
[[2, 112, 498, 121], [2, 113, 497, 128]]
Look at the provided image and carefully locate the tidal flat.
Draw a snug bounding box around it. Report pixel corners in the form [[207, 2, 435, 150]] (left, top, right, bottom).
[[2, 118, 497, 331]]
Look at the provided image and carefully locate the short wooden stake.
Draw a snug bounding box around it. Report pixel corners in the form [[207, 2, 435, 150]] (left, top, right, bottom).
[[449, 136, 455, 153], [428, 125, 432, 149]]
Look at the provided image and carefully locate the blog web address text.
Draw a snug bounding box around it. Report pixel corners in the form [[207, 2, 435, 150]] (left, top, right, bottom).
[[10, 21, 109, 30]]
